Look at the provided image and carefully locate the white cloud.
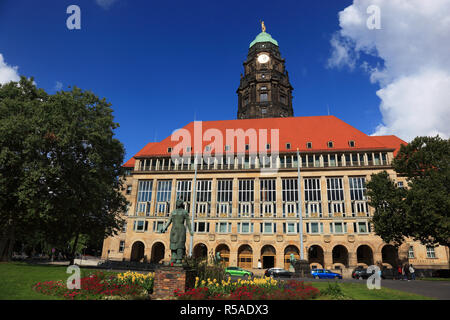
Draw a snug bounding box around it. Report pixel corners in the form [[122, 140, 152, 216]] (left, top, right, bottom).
[[95, 0, 118, 10], [328, 0, 450, 141], [0, 53, 20, 84]]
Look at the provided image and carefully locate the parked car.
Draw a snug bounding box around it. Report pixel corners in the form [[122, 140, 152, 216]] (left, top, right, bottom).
[[351, 267, 377, 279], [311, 269, 342, 279], [225, 266, 253, 278], [264, 268, 293, 278]]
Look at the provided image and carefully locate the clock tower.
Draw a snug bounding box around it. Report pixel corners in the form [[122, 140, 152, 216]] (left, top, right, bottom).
[[237, 22, 294, 119]]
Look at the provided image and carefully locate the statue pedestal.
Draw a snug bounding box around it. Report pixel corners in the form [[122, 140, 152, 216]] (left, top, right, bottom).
[[151, 266, 195, 299], [293, 260, 312, 278]]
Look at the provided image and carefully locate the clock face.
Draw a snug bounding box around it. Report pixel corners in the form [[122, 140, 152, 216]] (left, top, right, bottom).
[[258, 54, 270, 64]]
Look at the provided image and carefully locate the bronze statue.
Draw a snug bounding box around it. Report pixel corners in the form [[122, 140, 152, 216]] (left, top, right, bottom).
[[161, 199, 193, 265], [289, 253, 296, 272]]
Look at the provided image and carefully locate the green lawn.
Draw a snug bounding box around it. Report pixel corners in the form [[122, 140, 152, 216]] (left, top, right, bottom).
[[311, 281, 434, 300], [0, 262, 114, 300], [0, 262, 435, 300], [418, 277, 450, 282]]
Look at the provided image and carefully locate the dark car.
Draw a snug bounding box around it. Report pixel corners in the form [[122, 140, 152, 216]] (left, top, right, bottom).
[[352, 267, 371, 279], [311, 269, 342, 279], [381, 268, 395, 280], [264, 268, 293, 278]]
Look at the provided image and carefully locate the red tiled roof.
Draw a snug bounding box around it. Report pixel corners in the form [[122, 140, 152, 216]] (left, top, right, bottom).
[[371, 135, 407, 156], [122, 142, 157, 167], [123, 116, 406, 164]]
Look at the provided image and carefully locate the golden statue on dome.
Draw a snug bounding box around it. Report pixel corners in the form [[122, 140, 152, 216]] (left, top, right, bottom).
[[261, 20, 266, 32]]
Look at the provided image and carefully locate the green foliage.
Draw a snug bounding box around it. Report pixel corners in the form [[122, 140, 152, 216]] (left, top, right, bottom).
[[0, 77, 128, 261], [320, 281, 347, 299], [185, 252, 226, 283], [367, 136, 450, 248], [367, 171, 407, 247]]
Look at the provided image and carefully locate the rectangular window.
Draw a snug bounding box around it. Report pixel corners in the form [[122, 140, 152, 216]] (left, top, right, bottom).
[[176, 180, 192, 212], [194, 222, 209, 233], [239, 179, 254, 217], [304, 178, 322, 217], [327, 177, 345, 216], [136, 180, 153, 215], [260, 93, 268, 102], [216, 222, 231, 234], [426, 246, 436, 258], [260, 179, 276, 217], [196, 180, 212, 217], [307, 222, 323, 234], [119, 241, 125, 253], [122, 222, 127, 233], [126, 185, 132, 195], [282, 178, 298, 217], [356, 221, 368, 233], [330, 222, 346, 234], [134, 220, 148, 232], [286, 222, 297, 234], [262, 222, 274, 234], [408, 246, 415, 259], [349, 177, 368, 216], [238, 222, 253, 234], [155, 180, 172, 216], [216, 179, 233, 217]]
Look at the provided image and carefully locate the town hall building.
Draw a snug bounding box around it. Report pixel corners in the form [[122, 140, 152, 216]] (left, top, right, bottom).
[[101, 25, 449, 277]]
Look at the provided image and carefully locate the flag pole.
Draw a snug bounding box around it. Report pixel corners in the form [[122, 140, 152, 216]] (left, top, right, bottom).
[[296, 148, 304, 260], [189, 153, 198, 257]]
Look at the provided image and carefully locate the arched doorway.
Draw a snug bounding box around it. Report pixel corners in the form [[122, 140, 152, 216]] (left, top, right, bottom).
[[284, 245, 300, 270], [261, 245, 276, 269], [356, 245, 374, 266], [238, 245, 253, 269], [382, 245, 399, 268], [308, 245, 324, 269], [193, 243, 208, 261], [215, 244, 230, 267], [332, 245, 349, 270], [130, 241, 145, 262], [150, 242, 165, 263]]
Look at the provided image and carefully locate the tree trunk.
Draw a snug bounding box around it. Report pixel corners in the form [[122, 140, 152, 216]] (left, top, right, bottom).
[[68, 233, 79, 266], [0, 225, 15, 262]]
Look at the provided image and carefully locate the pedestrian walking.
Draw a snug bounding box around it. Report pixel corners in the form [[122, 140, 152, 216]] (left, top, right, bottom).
[[402, 264, 408, 281], [409, 264, 415, 280], [397, 265, 402, 280]]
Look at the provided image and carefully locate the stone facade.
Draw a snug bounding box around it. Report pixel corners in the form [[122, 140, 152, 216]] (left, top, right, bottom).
[[102, 155, 449, 277]]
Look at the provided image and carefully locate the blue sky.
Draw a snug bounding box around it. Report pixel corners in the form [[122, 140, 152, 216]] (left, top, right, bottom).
[[0, 0, 387, 161]]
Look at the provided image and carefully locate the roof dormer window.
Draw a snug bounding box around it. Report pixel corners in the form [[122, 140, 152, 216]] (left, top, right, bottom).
[[306, 142, 312, 149], [167, 147, 172, 153], [348, 140, 355, 147], [286, 143, 291, 150], [328, 141, 334, 148]]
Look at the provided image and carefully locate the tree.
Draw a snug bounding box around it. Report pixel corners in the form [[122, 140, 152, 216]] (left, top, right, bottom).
[[367, 136, 450, 250], [366, 171, 407, 247], [0, 77, 128, 263]]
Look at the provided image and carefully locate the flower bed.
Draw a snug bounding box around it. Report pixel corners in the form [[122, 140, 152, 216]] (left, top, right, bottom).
[[175, 277, 320, 300], [33, 271, 154, 300]]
